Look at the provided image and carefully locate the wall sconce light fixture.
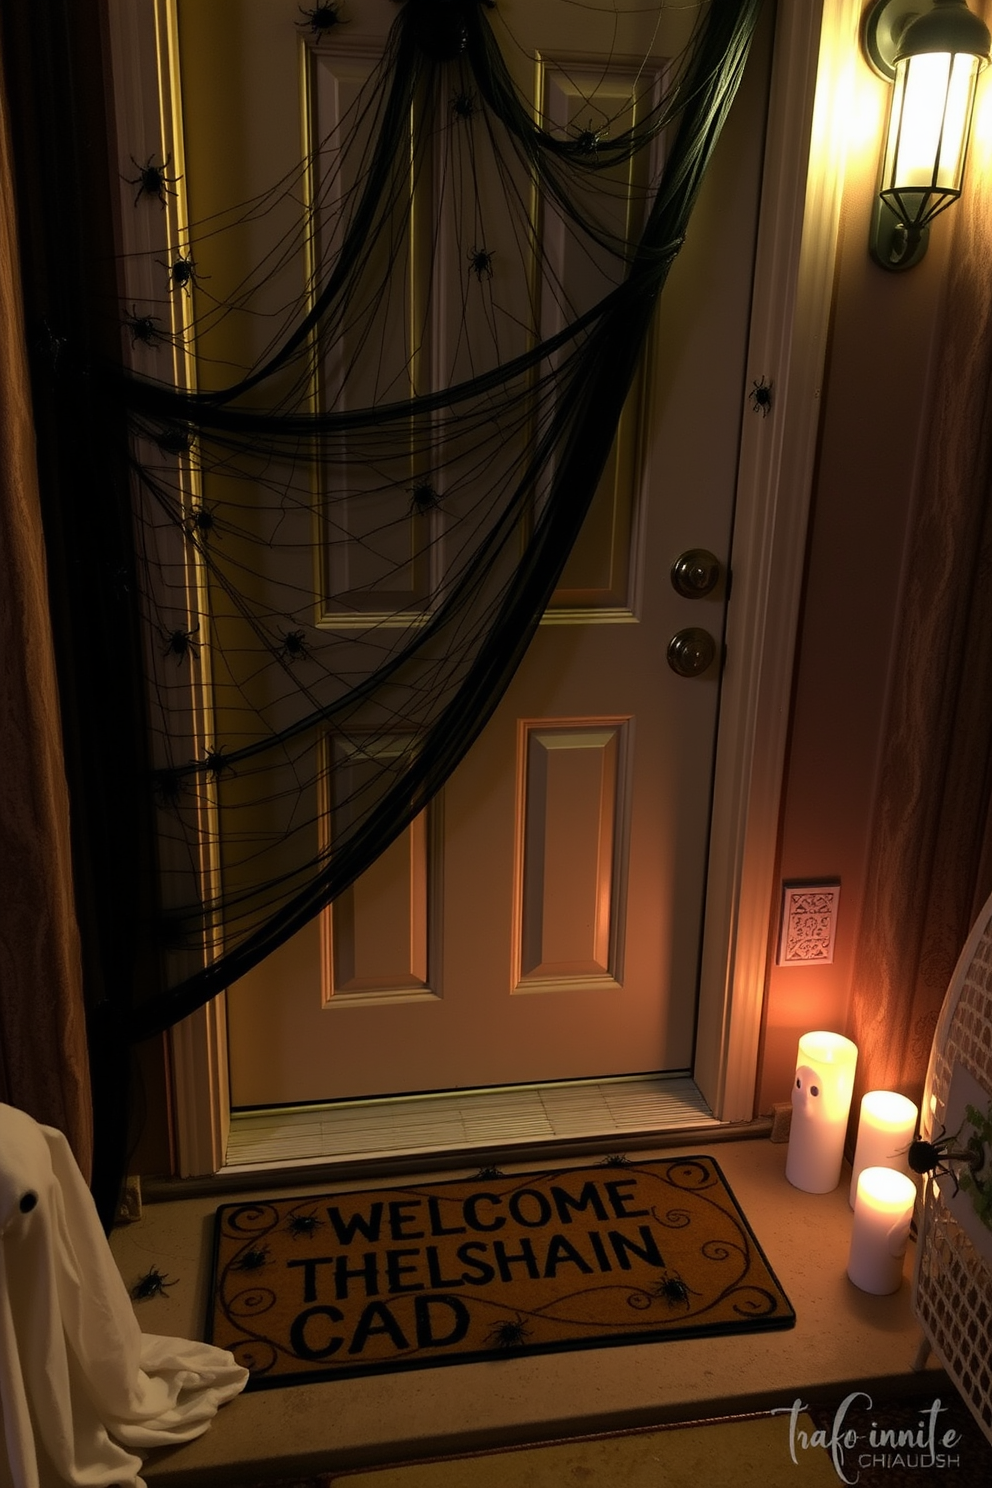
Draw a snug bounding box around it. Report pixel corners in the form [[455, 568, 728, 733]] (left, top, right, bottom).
[[863, 0, 991, 269]]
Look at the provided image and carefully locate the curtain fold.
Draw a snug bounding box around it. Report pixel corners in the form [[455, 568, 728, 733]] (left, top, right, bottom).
[[0, 37, 93, 1181], [847, 128, 992, 1112]]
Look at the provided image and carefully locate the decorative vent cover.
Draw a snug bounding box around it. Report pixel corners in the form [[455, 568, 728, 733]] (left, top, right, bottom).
[[777, 882, 840, 965], [913, 892, 992, 1446]]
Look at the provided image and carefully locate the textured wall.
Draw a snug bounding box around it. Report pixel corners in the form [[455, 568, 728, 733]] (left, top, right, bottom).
[[761, 19, 992, 1117]]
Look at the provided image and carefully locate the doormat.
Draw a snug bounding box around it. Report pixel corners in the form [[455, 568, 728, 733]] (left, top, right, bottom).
[[206, 1156, 795, 1389]]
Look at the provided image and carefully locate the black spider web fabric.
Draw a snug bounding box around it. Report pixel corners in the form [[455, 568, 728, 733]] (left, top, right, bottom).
[[100, 0, 761, 1042]]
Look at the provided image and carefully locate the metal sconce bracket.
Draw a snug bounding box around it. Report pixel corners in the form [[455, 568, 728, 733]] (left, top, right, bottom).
[[863, 0, 926, 81], [869, 194, 930, 269], [864, 0, 935, 268]]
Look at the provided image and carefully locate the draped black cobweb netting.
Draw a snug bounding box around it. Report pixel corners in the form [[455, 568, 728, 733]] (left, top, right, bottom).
[[104, 0, 761, 1041]]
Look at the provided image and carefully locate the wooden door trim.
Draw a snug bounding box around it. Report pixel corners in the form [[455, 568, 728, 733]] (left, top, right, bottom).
[[107, 0, 857, 1172], [105, 0, 230, 1176], [694, 0, 860, 1120]]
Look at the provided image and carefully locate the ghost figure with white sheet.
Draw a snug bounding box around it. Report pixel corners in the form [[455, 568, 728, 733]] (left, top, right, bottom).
[[0, 1102, 248, 1488]]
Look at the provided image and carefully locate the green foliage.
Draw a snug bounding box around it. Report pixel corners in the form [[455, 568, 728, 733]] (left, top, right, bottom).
[[958, 1102, 992, 1230]]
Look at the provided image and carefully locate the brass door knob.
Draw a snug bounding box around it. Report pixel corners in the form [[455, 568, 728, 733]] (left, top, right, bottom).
[[667, 627, 717, 678], [670, 548, 722, 598]]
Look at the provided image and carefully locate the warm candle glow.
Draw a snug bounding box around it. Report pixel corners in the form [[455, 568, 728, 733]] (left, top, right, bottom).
[[849, 1090, 919, 1207], [848, 1166, 917, 1294], [785, 1032, 858, 1194]]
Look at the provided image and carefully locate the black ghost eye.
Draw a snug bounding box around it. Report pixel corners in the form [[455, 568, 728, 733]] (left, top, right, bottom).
[[19, 1192, 37, 1213], [796, 1077, 801, 1088], [810, 1085, 820, 1097]]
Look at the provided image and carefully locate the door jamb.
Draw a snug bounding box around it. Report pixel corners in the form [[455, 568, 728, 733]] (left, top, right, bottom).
[[695, 0, 860, 1119], [106, 0, 859, 1172]]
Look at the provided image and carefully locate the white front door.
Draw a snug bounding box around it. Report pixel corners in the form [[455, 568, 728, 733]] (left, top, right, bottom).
[[108, 0, 855, 1168], [179, 1, 776, 1105]]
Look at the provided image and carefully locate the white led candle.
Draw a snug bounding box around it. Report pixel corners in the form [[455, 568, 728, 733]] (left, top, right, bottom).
[[848, 1166, 917, 1295], [785, 1031, 858, 1193], [849, 1090, 919, 1207]]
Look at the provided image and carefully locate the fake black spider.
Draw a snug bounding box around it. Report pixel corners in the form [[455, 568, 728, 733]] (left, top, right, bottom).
[[476, 1164, 504, 1180], [410, 482, 441, 514], [186, 504, 216, 539], [152, 767, 183, 809], [486, 1315, 530, 1349], [278, 629, 310, 662], [906, 1120, 984, 1198], [598, 1153, 632, 1168], [131, 1266, 177, 1300], [202, 746, 234, 781], [156, 423, 194, 457], [160, 253, 203, 295], [468, 246, 494, 282], [451, 90, 477, 121], [162, 624, 200, 665], [234, 1245, 270, 1271], [749, 376, 772, 417], [286, 1210, 324, 1238], [297, 3, 346, 41], [573, 120, 605, 155], [654, 1271, 696, 1308], [125, 153, 181, 208], [125, 308, 164, 349]]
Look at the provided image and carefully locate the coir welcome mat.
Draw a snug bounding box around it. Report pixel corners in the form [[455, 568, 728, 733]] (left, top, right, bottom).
[[207, 1156, 795, 1388]]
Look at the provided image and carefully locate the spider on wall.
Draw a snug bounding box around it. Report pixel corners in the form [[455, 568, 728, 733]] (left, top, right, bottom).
[[124, 308, 165, 349], [161, 624, 200, 665], [410, 482, 442, 514], [297, 3, 347, 42], [277, 629, 311, 662], [159, 252, 204, 295], [468, 246, 495, 282], [749, 376, 772, 417], [125, 153, 181, 208]]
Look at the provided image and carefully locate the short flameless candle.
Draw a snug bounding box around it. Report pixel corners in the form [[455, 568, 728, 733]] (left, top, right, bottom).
[[848, 1166, 917, 1295], [785, 1031, 858, 1193], [849, 1090, 919, 1208]]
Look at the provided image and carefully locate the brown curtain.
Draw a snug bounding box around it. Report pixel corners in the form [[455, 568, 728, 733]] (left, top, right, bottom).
[[848, 123, 992, 1112], [0, 36, 93, 1179]]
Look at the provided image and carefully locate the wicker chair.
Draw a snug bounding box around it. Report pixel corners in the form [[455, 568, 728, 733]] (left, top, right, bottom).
[[912, 887, 992, 1446]]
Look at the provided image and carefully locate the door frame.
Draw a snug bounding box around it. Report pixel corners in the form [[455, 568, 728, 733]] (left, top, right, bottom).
[[107, 0, 861, 1175]]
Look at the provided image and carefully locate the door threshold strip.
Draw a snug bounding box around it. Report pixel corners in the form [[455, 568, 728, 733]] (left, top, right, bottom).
[[224, 1073, 718, 1171]]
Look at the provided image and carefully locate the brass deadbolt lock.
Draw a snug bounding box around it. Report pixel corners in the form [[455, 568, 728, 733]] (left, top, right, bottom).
[[667, 627, 717, 678], [670, 548, 721, 599]]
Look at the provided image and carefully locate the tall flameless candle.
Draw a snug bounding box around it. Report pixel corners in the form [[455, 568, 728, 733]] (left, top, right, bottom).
[[849, 1091, 919, 1207], [785, 1031, 858, 1193], [848, 1166, 917, 1294]]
